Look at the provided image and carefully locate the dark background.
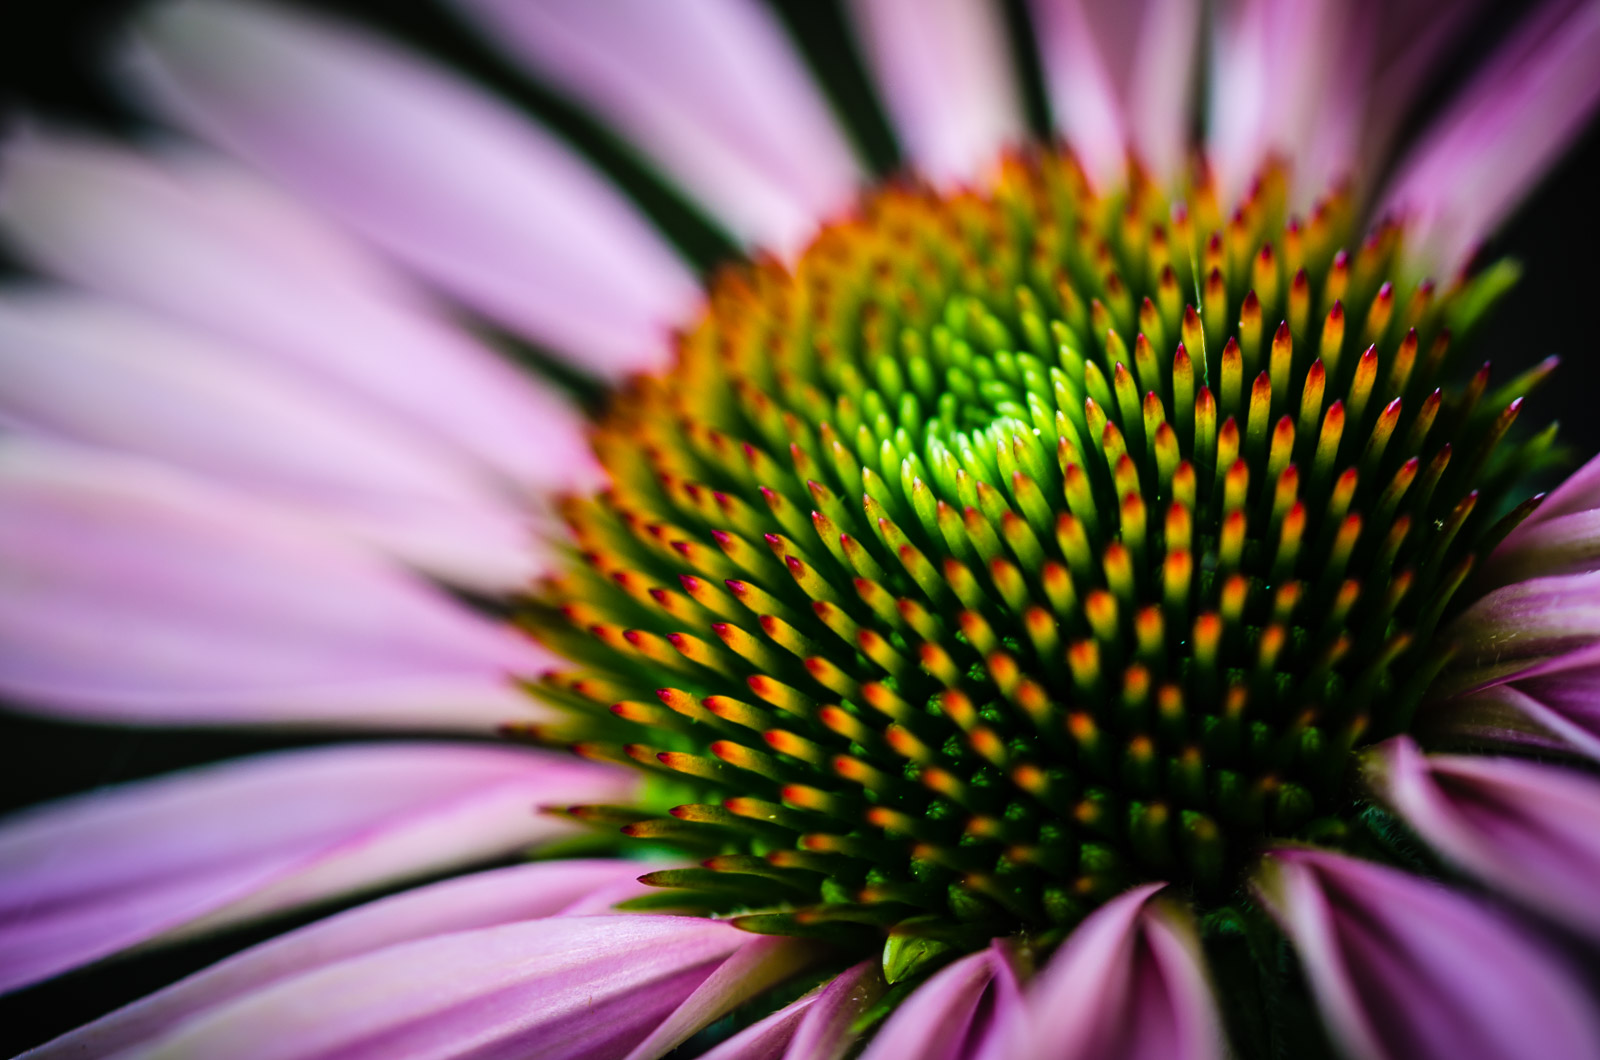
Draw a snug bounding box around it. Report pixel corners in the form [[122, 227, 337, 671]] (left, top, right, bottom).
[[1, 0, 1598, 1052]]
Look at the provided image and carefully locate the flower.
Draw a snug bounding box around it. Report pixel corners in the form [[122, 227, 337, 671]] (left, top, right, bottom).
[[3, 0, 1600, 1057]]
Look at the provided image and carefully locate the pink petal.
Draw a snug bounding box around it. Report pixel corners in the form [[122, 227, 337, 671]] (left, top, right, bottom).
[[0, 440, 555, 728], [1367, 736, 1600, 939], [784, 960, 883, 1060], [1443, 571, 1600, 690], [1440, 639, 1600, 762], [1024, 882, 1221, 1060], [25, 859, 648, 1058], [1027, 0, 1200, 188], [845, 0, 1025, 184], [1207, 0, 1363, 206], [621, 936, 827, 1060], [116, 915, 759, 1060], [1256, 847, 1600, 1060], [130, 0, 701, 377], [0, 290, 543, 589], [700, 960, 881, 1060], [0, 744, 633, 995], [860, 942, 1023, 1060], [451, 0, 863, 255], [0, 130, 598, 496], [1381, 0, 1600, 274]]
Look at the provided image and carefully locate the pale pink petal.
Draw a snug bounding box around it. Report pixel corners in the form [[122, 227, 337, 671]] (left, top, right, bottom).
[[1208, 0, 1359, 206], [0, 744, 634, 995], [0, 290, 543, 589], [846, 0, 1025, 184], [452, 0, 863, 255], [1367, 736, 1600, 939], [0, 129, 598, 495], [1027, 0, 1200, 189], [1381, 0, 1600, 274], [0, 440, 555, 728], [860, 942, 1022, 1060], [24, 859, 648, 1059], [1024, 882, 1221, 1060], [1256, 847, 1600, 1060], [117, 915, 759, 1060], [621, 936, 827, 1060], [129, 0, 700, 377]]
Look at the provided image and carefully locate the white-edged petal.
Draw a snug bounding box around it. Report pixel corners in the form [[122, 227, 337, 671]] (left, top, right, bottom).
[[0, 439, 553, 728], [0, 744, 633, 995], [846, 0, 1025, 184], [453, 0, 863, 255], [0, 130, 600, 494], [0, 290, 540, 588], [23, 859, 650, 1058], [130, 0, 700, 376]]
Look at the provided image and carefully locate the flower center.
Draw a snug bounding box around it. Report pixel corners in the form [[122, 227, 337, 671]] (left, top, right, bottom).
[[519, 149, 1544, 954]]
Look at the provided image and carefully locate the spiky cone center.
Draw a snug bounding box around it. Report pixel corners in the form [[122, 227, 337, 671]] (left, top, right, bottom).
[[519, 149, 1549, 955]]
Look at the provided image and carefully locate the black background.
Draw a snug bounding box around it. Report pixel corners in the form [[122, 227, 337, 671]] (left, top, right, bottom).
[[1, 0, 1598, 1052]]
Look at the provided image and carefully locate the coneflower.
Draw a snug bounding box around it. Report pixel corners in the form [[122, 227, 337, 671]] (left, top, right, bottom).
[[2, 2, 1600, 1058]]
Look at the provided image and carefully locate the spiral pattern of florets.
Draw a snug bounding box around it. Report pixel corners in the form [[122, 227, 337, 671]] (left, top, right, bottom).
[[518, 148, 1550, 954]]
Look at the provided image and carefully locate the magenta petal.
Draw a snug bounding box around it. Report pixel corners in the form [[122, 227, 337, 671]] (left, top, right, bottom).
[[25, 859, 646, 1058], [845, 0, 1024, 184], [113, 915, 753, 1060], [1368, 736, 1600, 938], [861, 942, 1022, 1060], [1380, 0, 1600, 273], [0, 130, 598, 496], [0, 743, 632, 994], [131, 0, 699, 377], [1257, 847, 1600, 1060], [452, 0, 862, 255], [0, 440, 555, 728], [1441, 572, 1600, 690], [1025, 883, 1221, 1060]]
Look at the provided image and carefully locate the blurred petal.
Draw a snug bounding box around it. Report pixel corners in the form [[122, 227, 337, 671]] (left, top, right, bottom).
[[1208, 0, 1357, 205], [0, 440, 554, 728], [453, 0, 863, 255], [1025, 883, 1222, 1060], [846, 0, 1024, 184], [860, 942, 1022, 1060], [130, 0, 700, 377], [0, 130, 597, 494], [1256, 847, 1600, 1060], [0, 744, 633, 995], [118, 915, 761, 1060], [1367, 736, 1600, 939], [25, 859, 649, 1058], [1381, 0, 1600, 274], [1028, 0, 1200, 188], [0, 291, 541, 589], [621, 936, 827, 1060]]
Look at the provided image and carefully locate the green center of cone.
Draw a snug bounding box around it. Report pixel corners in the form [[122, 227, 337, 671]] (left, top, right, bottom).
[[517, 150, 1550, 956]]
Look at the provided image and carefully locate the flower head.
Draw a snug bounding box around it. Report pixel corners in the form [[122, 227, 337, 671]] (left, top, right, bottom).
[[4, 1, 1600, 1058]]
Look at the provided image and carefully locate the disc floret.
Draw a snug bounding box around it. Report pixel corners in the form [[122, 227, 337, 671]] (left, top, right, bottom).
[[520, 148, 1549, 952]]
